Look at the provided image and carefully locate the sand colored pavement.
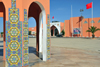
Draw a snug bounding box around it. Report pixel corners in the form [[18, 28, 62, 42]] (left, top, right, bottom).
[[0, 37, 100, 67]]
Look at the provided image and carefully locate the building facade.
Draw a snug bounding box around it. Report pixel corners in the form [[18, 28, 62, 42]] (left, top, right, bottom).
[[50, 21, 64, 36], [29, 21, 64, 36], [29, 26, 36, 36], [64, 17, 100, 37], [19, 17, 100, 38]]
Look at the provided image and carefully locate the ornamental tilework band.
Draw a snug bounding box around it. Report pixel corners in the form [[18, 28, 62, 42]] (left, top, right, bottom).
[[47, 14, 50, 60], [6, 0, 22, 67], [11, 0, 16, 9], [23, 9, 29, 66]]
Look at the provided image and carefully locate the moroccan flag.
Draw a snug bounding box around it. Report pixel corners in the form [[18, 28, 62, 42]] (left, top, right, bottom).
[[52, 16, 54, 19], [86, 2, 92, 9]]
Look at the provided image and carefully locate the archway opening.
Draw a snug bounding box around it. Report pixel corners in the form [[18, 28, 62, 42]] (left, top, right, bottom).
[[0, 2, 6, 60], [55, 28, 59, 36], [28, 1, 47, 61], [0, 17, 3, 57], [28, 17, 38, 62], [28, 17, 36, 36], [51, 25, 59, 36], [51, 29, 53, 36], [28, 2, 42, 60]]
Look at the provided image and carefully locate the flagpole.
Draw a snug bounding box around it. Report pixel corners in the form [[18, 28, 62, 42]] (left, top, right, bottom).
[[92, 2, 93, 26], [71, 5, 73, 37]]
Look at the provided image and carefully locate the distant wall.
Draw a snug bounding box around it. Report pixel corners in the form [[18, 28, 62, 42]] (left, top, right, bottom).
[[60, 22, 64, 32]]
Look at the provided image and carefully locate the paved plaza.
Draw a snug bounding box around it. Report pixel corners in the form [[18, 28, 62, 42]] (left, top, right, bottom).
[[0, 37, 100, 67]]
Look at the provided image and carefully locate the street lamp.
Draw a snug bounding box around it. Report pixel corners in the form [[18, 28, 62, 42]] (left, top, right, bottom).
[[80, 9, 84, 37], [80, 9, 84, 16]]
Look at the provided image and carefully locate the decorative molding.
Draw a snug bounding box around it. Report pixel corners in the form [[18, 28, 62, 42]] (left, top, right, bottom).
[[47, 14, 50, 60], [23, 9, 29, 66]]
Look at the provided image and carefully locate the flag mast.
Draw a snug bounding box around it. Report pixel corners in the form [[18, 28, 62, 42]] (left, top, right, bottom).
[[80, 9, 84, 37], [71, 5, 73, 37], [92, 2, 93, 26]]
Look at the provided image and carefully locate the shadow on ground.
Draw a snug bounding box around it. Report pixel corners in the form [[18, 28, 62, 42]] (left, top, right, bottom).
[[81, 38, 91, 39], [29, 47, 42, 66], [29, 59, 42, 67], [0, 41, 3, 43], [29, 47, 40, 58], [29, 47, 36, 54], [0, 45, 3, 47], [0, 49, 3, 56]]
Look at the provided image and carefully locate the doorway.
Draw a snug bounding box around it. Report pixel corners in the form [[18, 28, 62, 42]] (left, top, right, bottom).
[[0, 2, 6, 61]]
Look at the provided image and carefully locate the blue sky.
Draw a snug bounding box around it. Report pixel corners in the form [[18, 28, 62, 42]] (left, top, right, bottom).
[[50, 0, 100, 22], [0, 18, 3, 32], [28, 0, 100, 27], [0, 0, 100, 32]]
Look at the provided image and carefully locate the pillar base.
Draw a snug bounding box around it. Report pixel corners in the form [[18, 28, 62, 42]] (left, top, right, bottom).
[[39, 52, 43, 60], [36, 51, 39, 57]]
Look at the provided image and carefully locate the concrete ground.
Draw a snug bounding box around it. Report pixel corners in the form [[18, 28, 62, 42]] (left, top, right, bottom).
[[0, 37, 100, 67], [51, 37, 100, 52]]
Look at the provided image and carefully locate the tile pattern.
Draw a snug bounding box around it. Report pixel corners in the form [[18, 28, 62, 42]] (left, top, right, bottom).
[[47, 14, 50, 60], [6, 0, 22, 67], [11, 0, 16, 9], [23, 9, 29, 66]]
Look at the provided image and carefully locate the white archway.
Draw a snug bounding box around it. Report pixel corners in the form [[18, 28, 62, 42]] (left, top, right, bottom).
[[50, 22, 61, 34], [34, 1, 47, 61], [51, 25, 59, 36]]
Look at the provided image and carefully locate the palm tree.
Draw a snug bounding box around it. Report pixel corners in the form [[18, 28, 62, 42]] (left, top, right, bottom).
[[86, 26, 100, 38]]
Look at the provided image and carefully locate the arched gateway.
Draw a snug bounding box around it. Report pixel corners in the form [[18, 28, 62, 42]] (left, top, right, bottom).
[[0, 0, 50, 67]]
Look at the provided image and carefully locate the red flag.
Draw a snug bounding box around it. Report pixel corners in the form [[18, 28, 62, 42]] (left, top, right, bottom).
[[52, 16, 54, 19], [86, 2, 92, 9]]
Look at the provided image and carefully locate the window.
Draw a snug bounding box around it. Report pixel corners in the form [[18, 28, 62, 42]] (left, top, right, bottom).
[[84, 21, 88, 23], [31, 31, 35, 34], [98, 20, 100, 23], [91, 20, 95, 23]]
